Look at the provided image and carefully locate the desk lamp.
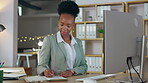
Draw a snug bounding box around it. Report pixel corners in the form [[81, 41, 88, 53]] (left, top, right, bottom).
[[38, 40, 43, 49], [0, 24, 6, 32]]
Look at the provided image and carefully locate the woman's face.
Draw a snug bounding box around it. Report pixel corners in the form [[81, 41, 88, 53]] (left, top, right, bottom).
[[58, 13, 75, 36]]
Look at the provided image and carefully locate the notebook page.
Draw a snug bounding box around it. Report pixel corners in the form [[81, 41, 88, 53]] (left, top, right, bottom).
[[25, 76, 67, 82], [25, 76, 47, 82], [45, 76, 67, 81]]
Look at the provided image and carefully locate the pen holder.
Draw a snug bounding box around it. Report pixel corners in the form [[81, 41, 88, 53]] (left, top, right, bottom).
[[0, 70, 3, 83]]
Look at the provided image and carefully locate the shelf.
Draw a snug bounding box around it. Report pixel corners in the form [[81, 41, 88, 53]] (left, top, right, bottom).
[[79, 4, 96, 7], [126, 0, 148, 12], [75, 21, 103, 24], [19, 13, 59, 18], [96, 2, 124, 6], [18, 51, 37, 55], [144, 19, 148, 22], [80, 38, 103, 40], [79, 2, 124, 7], [85, 54, 102, 57], [126, 0, 148, 5], [145, 56, 148, 58]]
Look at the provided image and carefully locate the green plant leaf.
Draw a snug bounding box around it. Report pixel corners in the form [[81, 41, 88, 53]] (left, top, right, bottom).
[[98, 29, 104, 33]]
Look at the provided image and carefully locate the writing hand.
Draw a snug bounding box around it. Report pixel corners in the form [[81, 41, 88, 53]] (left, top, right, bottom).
[[44, 69, 54, 77], [58, 70, 74, 77]]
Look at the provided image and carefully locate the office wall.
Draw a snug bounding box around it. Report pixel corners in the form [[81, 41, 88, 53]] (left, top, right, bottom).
[[23, 1, 61, 15], [0, 0, 18, 66], [18, 15, 59, 48], [18, 1, 60, 48], [76, 0, 140, 5]]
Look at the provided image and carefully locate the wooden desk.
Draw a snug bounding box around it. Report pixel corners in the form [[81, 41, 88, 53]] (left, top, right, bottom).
[[3, 73, 148, 83]]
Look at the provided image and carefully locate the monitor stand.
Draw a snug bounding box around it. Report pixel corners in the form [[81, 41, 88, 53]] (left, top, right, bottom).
[[113, 35, 147, 83], [114, 76, 147, 83]]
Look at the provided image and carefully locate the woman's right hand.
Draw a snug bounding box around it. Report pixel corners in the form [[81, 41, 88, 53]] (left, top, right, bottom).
[[44, 69, 54, 77]]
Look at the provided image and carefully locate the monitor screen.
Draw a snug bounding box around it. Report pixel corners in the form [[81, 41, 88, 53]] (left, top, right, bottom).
[[103, 10, 144, 74]]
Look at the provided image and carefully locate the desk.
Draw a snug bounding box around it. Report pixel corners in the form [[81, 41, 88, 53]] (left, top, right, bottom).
[[3, 73, 148, 83], [16, 52, 38, 67]]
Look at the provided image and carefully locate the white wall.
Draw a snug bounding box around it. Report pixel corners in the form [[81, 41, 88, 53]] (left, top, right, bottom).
[[0, 0, 18, 66], [76, 0, 140, 5]]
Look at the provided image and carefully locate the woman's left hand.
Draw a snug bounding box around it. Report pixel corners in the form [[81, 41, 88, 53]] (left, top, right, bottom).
[[58, 70, 74, 77]]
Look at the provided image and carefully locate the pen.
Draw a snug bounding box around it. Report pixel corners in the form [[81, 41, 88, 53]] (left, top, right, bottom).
[[0, 62, 4, 68]]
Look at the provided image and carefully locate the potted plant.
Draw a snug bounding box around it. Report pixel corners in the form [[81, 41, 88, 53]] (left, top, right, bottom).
[[98, 29, 104, 38], [87, 16, 93, 21]]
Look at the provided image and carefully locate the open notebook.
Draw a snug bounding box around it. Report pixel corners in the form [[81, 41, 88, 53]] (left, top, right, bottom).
[[25, 76, 67, 82]]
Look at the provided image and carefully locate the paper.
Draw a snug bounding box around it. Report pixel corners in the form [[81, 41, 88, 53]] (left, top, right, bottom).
[[0, 67, 27, 80], [25, 76, 67, 82], [25, 76, 47, 82], [4, 73, 26, 78], [45, 76, 67, 81], [0, 69, 22, 73]]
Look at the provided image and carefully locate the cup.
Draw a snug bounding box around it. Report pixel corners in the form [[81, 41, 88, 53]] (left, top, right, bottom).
[[0, 70, 3, 83]]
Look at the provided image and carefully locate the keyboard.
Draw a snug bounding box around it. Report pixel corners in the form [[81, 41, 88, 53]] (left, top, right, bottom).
[[76, 74, 117, 82]]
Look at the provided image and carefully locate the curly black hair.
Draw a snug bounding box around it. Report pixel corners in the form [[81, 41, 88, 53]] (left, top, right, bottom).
[[57, 1, 79, 18]]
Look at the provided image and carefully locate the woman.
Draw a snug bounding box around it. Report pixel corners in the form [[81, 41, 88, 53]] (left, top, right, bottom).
[[37, 1, 87, 77]]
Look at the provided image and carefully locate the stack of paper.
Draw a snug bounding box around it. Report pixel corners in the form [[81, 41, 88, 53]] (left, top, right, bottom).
[[0, 67, 27, 80], [0, 69, 22, 73], [4, 74, 26, 80]]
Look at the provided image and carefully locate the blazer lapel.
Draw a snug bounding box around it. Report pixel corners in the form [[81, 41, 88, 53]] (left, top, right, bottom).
[[58, 42, 67, 59], [74, 43, 80, 67]]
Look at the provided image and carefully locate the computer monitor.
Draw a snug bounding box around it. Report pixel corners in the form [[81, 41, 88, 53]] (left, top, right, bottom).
[[103, 10, 145, 75]]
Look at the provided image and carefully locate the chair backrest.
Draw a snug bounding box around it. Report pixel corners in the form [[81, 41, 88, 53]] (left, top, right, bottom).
[[23, 49, 33, 53]]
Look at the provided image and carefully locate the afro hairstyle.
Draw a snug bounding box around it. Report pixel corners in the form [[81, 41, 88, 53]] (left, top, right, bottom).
[[57, 1, 79, 18]]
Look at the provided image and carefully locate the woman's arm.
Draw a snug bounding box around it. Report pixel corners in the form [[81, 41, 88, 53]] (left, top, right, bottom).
[[72, 57, 88, 75], [37, 36, 51, 75], [72, 39, 88, 75]]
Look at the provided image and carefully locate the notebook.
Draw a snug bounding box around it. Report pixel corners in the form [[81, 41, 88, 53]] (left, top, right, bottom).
[[25, 76, 67, 82]]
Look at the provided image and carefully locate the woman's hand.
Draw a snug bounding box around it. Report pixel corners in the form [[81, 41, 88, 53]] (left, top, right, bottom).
[[58, 70, 75, 77], [44, 69, 54, 77]]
